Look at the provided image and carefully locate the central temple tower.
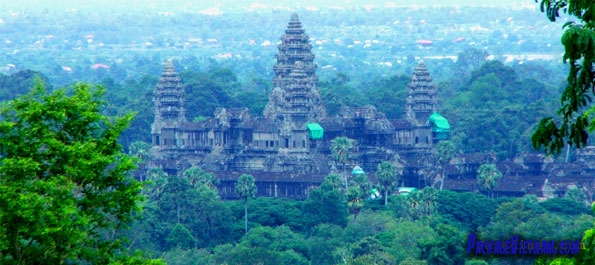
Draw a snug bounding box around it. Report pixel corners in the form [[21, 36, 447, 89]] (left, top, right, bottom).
[[264, 13, 326, 128], [151, 60, 186, 149], [406, 60, 438, 126]]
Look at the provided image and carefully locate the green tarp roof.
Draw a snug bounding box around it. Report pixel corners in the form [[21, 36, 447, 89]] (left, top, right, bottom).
[[306, 123, 324, 139], [352, 166, 366, 175], [429, 112, 450, 133]]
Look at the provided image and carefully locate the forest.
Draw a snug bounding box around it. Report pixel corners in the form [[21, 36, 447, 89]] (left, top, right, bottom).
[[1, 1, 595, 265]]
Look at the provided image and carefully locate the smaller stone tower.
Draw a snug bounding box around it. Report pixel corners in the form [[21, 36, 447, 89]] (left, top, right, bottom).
[[406, 60, 438, 126], [151, 60, 186, 148]]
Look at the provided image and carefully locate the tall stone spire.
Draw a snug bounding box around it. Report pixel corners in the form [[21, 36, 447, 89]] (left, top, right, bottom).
[[151, 60, 186, 146], [265, 13, 326, 127], [406, 60, 437, 125]]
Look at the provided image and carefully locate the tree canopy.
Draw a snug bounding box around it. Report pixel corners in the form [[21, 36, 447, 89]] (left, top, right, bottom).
[[0, 80, 161, 264], [532, 0, 595, 155]]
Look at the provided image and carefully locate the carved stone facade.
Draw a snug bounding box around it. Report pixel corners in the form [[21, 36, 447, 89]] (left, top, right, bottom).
[[149, 14, 447, 199]]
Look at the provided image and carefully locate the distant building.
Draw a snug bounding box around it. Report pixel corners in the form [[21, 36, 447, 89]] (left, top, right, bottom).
[[149, 14, 450, 199]]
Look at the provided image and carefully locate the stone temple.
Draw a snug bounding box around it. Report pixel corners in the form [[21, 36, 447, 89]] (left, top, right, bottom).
[[149, 13, 451, 199]]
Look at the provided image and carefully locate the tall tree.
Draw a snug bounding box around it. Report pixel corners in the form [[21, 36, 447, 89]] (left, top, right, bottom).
[[406, 188, 437, 220], [330, 137, 355, 190], [0, 81, 161, 264], [476, 164, 502, 199], [435, 141, 455, 191], [129, 141, 151, 161], [301, 175, 348, 230], [129, 141, 151, 182], [376, 161, 397, 206], [346, 173, 371, 221], [236, 174, 257, 234], [183, 166, 219, 190], [532, 0, 595, 155]]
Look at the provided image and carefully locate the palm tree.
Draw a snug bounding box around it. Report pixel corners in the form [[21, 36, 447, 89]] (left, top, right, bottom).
[[145, 168, 168, 198], [477, 164, 502, 199], [235, 174, 257, 234], [183, 166, 219, 190], [346, 187, 364, 221], [376, 161, 396, 206], [421, 187, 437, 216], [346, 172, 370, 221], [128, 141, 151, 182], [330, 137, 354, 190], [406, 188, 436, 220], [406, 191, 424, 220], [435, 141, 455, 190]]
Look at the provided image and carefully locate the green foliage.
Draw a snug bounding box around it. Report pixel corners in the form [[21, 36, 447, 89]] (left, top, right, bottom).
[[347, 173, 372, 220], [436, 190, 497, 232], [479, 199, 533, 240], [539, 197, 589, 215], [330, 136, 355, 190], [435, 141, 455, 190], [236, 174, 257, 234], [365, 74, 410, 119], [456, 48, 489, 72], [343, 210, 397, 243], [566, 186, 587, 204], [418, 223, 465, 265], [347, 236, 385, 263], [166, 224, 197, 250], [180, 69, 240, 119], [405, 188, 438, 221], [0, 70, 53, 102], [0, 81, 160, 264], [385, 221, 436, 263], [129, 141, 151, 161], [212, 226, 309, 265], [330, 136, 355, 165], [465, 260, 489, 265], [399, 259, 427, 265], [239, 226, 308, 257], [533, 0, 595, 155], [160, 248, 214, 265], [376, 161, 398, 205], [534, 204, 595, 265], [476, 164, 502, 198], [247, 197, 305, 231], [516, 213, 590, 241], [301, 177, 348, 230], [308, 224, 345, 265], [135, 171, 232, 251], [319, 73, 366, 116], [236, 174, 257, 200], [443, 59, 557, 159], [183, 166, 219, 189]]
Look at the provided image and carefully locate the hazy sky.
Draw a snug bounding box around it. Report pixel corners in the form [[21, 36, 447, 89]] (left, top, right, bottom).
[[1, 0, 536, 12]]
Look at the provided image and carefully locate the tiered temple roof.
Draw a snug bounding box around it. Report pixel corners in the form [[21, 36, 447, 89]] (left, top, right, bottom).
[[151, 60, 186, 150], [153, 60, 185, 124], [273, 13, 316, 79], [265, 14, 326, 127], [406, 60, 437, 125]]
